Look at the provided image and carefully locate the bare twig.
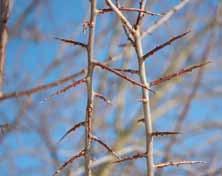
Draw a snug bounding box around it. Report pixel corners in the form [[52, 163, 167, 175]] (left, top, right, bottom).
[[91, 135, 120, 159], [98, 7, 162, 16], [0, 69, 85, 101], [106, 0, 135, 34], [113, 152, 146, 163], [42, 77, 86, 102], [151, 131, 181, 137], [93, 61, 154, 93], [53, 149, 85, 176], [155, 160, 206, 169], [94, 92, 112, 105], [135, 0, 147, 27], [142, 0, 191, 37], [150, 61, 211, 87], [58, 121, 85, 143], [55, 37, 87, 48], [74, 145, 145, 175], [143, 31, 190, 60], [113, 68, 139, 74]]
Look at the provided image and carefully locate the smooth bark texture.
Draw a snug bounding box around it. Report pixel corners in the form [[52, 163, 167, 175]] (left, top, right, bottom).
[[135, 29, 154, 176]]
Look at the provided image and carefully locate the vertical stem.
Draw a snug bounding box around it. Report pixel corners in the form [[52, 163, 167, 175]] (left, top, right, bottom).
[[0, 0, 10, 93], [85, 0, 97, 175], [134, 29, 154, 176]]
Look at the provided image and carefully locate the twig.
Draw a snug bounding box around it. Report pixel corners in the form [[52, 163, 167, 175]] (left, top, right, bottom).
[[105, 0, 135, 34], [91, 135, 120, 159], [93, 61, 154, 93], [0, 69, 85, 101], [155, 160, 207, 169], [135, 0, 147, 27], [151, 131, 181, 137], [55, 37, 87, 48], [73, 145, 145, 175], [113, 68, 139, 74], [57, 121, 85, 143], [143, 31, 190, 60], [150, 61, 211, 86], [41, 78, 86, 102], [142, 0, 191, 37], [98, 7, 162, 16], [94, 92, 112, 105], [113, 152, 146, 163], [53, 149, 85, 176]]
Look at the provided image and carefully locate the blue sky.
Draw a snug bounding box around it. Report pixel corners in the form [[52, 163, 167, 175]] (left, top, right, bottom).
[[0, 0, 221, 175]]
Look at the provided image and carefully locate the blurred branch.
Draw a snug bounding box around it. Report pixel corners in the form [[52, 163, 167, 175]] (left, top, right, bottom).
[[0, 0, 11, 92], [113, 152, 146, 163], [0, 69, 85, 101], [155, 160, 206, 169], [142, 0, 191, 37]]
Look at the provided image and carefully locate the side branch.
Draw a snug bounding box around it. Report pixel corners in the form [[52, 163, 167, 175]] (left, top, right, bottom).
[[0, 69, 85, 101], [151, 131, 181, 137], [53, 149, 85, 176], [91, 135, 120, 159], [43, 78, 86, 101], [113, 152, 146, 163], [155, 160, 206, 169], [94, 92, 112, 104], [93, 61, 154, 93], [55, 37, 87, 48], [143, 31, 190, 60], [58, 121, 85, 143], [150, 61, 211, 86], [98, 7, 162, 16]]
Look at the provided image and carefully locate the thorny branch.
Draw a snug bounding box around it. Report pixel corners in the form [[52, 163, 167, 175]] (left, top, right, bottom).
[[98, 7, 162, 16], [93, 61, 154, 93], [55, 37, 88, 48], [143, 31, 190, 60], [91, 135, 121, 159], [58, 121, 85, 143], [0, 69, 85, 101], [84, 0, 97, 175], [150, 61, 211, 87], [53, 149, 85, 176]]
